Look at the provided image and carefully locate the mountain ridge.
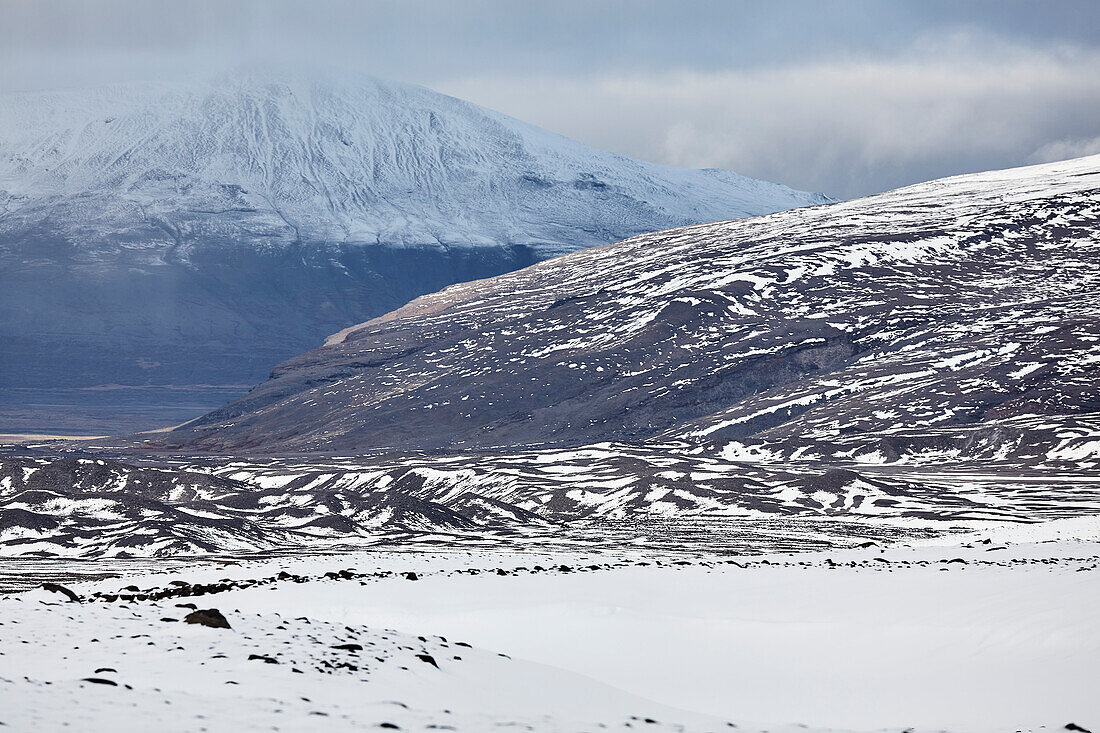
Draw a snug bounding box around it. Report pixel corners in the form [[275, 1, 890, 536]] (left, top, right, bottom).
[[152, 154, 1100, 459]]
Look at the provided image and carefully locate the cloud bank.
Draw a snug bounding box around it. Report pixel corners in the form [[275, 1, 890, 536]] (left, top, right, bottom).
[[2, 1, 1099, 199], [439, 37, 1100, 198]]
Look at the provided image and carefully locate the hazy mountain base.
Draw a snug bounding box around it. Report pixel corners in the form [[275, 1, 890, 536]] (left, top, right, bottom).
[[0, 386, 249, 436], [0, 241, 546, 433]]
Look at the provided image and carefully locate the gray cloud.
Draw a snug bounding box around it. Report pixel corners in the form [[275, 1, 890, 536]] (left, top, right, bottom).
[[438, 36, 1100, 197], [1028, 136, 1100, 164], [2, 1, 1099, 198]]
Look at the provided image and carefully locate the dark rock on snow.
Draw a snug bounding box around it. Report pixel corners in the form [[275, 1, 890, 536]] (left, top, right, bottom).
[[183, 609, 232, 629]]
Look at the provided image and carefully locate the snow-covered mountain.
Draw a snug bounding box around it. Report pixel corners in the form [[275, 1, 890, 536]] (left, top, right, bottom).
[[0, 71, 827, 253], [0, 70, 828, 432]]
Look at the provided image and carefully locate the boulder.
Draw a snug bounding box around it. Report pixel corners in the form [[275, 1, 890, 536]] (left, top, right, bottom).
[[183, 608, 231, 629]]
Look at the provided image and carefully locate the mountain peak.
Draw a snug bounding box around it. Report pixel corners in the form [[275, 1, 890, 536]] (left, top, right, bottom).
[[0, 70, 829, 253]]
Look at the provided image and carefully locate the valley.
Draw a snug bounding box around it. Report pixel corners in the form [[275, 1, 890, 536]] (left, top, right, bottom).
[[2, 93, 1097, 732]]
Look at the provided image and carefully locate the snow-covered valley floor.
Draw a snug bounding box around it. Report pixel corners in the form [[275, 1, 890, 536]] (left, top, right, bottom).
[[2, 519, 1098, 733]]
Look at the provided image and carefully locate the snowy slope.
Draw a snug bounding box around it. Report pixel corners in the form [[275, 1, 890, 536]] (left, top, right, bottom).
[[5, 447, 1100, 557], [0, 70, 828, 432], [2, 540, 1098, 732], [159, 155, 1100, 459]]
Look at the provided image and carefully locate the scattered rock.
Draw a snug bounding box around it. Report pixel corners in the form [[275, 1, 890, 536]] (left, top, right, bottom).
[[247, 654, 279, 664], [41, 583, 79, 602], [81, 678, 117, 686], [415, 654, 439, 669], [183, 608, 231, 629], [404, 572, 418, 581]]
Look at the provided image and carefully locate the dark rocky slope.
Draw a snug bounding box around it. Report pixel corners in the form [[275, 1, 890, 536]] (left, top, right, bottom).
[[156, 155, 1100, 463]]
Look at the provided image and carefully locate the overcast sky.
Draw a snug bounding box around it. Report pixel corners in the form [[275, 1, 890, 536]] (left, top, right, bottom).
[[2, 0, 1099, 198]]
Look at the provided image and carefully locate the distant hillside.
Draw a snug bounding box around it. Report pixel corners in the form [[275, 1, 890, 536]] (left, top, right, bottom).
[[158, 155, 1100, 468]]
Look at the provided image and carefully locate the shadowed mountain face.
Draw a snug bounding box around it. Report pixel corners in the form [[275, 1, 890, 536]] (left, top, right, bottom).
[[0, 71, 827, 433], [156, 155, 1100, 461]]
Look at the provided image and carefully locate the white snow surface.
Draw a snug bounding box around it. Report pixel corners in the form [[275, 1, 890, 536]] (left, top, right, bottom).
[[2, 525, 1099, 732], [0, 70, 828, 253]]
